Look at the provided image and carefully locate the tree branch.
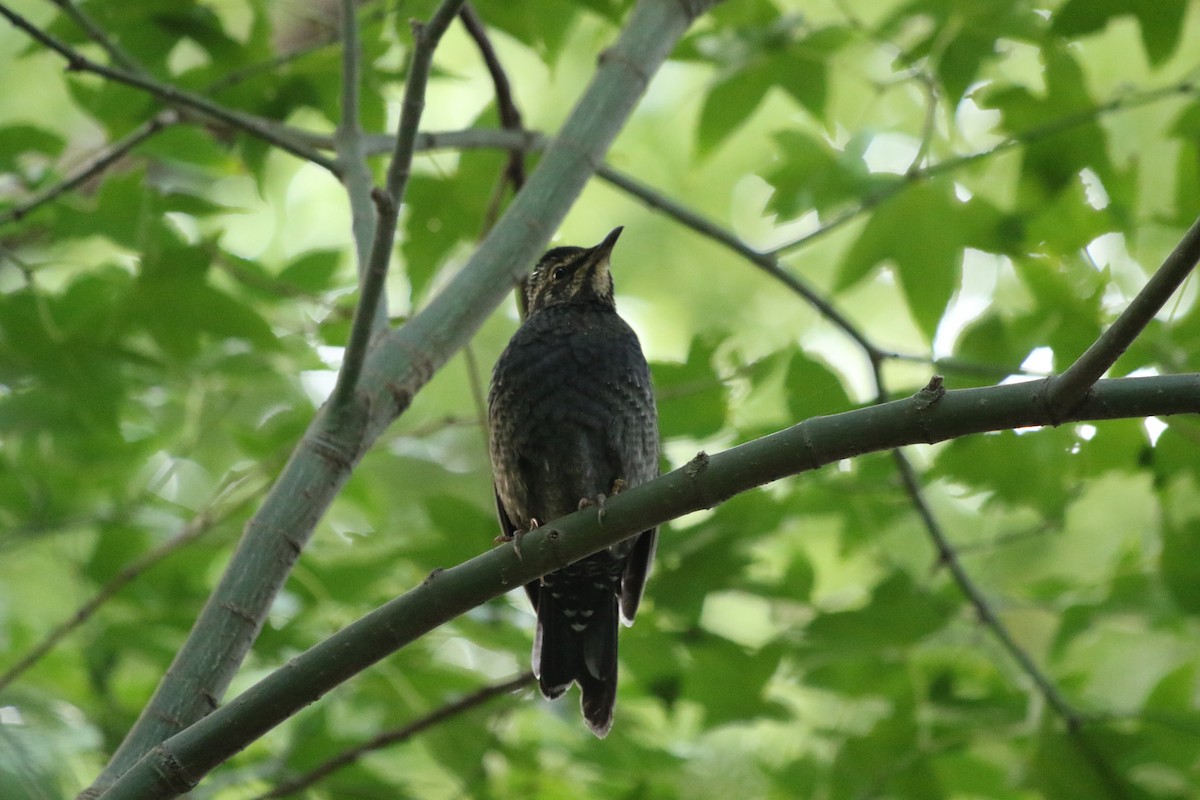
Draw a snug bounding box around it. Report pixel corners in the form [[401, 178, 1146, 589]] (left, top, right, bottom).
[[98, 374, 1199, 799], [81, 2, 716, 796], [0, 111, 176, 227], [0, 476, 265, 693], [1045, 211, 1200, 418], [0, 3, 340, 174], [890, 449, 1083, 728], [331, 0, 465, 409], [0, 127, 538, 232], [256, 672, 534, 799], [45, 0, 139, 72], [767, 79, 1199, 257], [593, 163, 889, 363], [459, 4, 527, 190], [334, 0, 378, 282], [458, 3, 531, 313], [205, 4, 388, 95]]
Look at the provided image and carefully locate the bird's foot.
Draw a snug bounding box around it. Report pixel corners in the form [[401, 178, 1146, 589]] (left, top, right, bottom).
[[578, 482, 628, 525], [579, 479, 625, 524], [578, 484, 614, 522], [493, 518, 538, 560]]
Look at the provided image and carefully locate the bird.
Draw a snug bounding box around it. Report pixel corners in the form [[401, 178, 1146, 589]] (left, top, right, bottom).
[[487, 226, 659, 737]]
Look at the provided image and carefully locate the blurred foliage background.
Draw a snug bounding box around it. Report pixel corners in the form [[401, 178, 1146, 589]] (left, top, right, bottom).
[[2, 0, 1200, 797]]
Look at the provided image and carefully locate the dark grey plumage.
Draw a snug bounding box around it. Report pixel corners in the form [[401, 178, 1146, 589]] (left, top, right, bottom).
[[487, 227, 658, 737]]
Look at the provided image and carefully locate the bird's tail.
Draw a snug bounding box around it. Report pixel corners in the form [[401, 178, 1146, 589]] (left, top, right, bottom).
[[533, 574, 619, 738]]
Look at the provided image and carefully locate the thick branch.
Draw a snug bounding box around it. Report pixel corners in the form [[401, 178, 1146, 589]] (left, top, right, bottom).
[[99, 374, 1199, 799]]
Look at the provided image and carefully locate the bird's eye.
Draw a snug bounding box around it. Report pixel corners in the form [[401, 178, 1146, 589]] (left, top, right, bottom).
[[552, 266, 568, 281]]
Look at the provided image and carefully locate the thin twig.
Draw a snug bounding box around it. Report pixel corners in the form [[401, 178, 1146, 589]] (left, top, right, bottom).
[[459, 4, 526, 190], [458, 2, 531, 316], [767, 79, 1199, 256], [334, 0, 381, 300], [890, 450, 1084, 730], [594, 163, 888, 363], [255, 672, 534, 799], [0, 111, 176, 226], [0, 475, 265, 692], [0, 2, 340, 174], [207, 4, 388, 94], [1, 10, 397, 228], [462, 344, 491, 452], [331, 0, 468, 408], [359, 127, 541, 155], [906, 72, 939, 175], [1045, 212, 1200, 418], [45, 0, 139, 72], [0, 126, 539, 231]]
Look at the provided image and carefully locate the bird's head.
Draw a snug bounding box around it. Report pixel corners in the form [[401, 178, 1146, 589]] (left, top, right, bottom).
[[524, 227, 623, 314]]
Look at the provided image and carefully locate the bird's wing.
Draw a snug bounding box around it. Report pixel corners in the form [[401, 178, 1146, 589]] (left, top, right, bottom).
[[619, 527, 657, 624]]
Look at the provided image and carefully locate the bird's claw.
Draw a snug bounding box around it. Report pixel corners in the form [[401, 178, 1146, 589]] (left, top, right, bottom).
[[494, 518, 538, 560], [578, 479, 628, 524]]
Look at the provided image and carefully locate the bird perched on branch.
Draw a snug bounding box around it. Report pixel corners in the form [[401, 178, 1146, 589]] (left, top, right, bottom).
[[488, 227, 659, 737]]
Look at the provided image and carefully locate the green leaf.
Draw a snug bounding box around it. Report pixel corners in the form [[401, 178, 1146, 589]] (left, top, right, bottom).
[[418, 493, 500, 567], [680, 633, 785, 727], [652, 332, 729, 440], [0, 124, 65, 172], [804, 573, 954, 654], [1143, 663, 1197, 714], [830, 702, 942, 800], [696, 65, 772, 156], [954, 313, 1030, 382], [1159, 477, 1200, 614], [784, 351, 852, 421], [1053, 0, 1187, 66], [765, 130, 898, 218], [770, 39, 827, 119], [401, 148, 502, 303], [1032, 723, 1136, 800], [85, 521, 151, 584], [278, 250, 343, 293], [471, 0, 584, 62], [125, 236, 278, 359], [979, 44, 1130, 218], [839, 178, 999, 340], [931, 428, 1078, 518], [651, 492, 781, 624], [886, 0, 1042, 105]]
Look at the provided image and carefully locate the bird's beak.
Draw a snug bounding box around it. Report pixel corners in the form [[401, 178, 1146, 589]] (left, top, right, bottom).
[[594, 226, 623, 259], [589, 226, 623, 273], [587, 226, 622, 297]]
